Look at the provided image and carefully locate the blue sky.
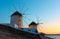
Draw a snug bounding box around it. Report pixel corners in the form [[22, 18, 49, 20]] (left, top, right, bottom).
[[0, 0, 60, 23], [0, 0, 60, 32]]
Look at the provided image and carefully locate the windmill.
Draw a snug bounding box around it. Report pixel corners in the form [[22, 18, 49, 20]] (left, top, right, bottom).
[[8, 2, 32, 28]]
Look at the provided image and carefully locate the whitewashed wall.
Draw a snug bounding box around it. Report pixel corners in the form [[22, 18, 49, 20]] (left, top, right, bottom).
[[10, 15, 23, 28]]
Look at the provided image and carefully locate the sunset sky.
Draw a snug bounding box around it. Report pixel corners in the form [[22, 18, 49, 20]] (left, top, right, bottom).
[[0, 0, 60, 34]]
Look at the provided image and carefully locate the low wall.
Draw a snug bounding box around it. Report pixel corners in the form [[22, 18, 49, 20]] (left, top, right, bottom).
[[0, 24, 40, 39]]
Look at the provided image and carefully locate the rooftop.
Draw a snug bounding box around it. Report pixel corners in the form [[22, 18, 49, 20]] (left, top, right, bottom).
[[11, 11, 22, 16], [29, 22, 37, 26]]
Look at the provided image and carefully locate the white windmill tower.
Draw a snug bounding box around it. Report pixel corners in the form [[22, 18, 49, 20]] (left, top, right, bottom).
[[8, 0, 34, 28], [9, 3, 32, 28], [10, 11, 23, 28]]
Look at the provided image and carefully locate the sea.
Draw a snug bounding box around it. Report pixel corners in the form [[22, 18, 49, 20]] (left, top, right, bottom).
[[46, 35, 60, 39]]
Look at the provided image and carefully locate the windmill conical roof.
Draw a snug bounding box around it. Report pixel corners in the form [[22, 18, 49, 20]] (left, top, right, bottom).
[[29, 22, 37, 26], [11, 11, 22, 16]]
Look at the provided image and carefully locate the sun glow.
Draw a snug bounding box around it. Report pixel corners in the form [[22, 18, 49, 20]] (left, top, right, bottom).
[[37, 23, 60, 34]]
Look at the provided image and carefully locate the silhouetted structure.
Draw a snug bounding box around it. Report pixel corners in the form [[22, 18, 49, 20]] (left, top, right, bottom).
[[29, 22, 37, 28]]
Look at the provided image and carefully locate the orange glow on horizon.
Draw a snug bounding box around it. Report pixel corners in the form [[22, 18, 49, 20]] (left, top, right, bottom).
[[37, 23, 60, 34]]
